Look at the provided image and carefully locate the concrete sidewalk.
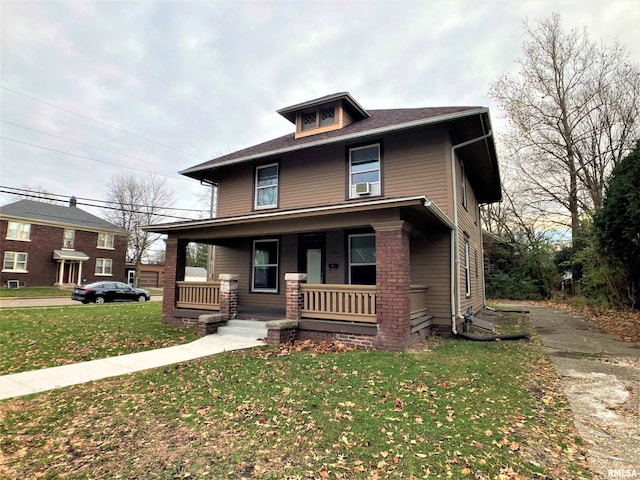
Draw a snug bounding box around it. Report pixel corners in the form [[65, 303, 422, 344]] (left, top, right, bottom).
[[0, 334, 264, 400]]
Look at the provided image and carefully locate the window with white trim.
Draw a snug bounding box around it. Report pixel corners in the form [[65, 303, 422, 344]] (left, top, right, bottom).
[[464, 239, 471, 297], [98, 232, 115, 249], [95, 258, 113, 276], [6, 222, 31, 241], [255, 164, 278, 209], [349, 234, 376, 285], [252, 239, 279, 292], [2, 252, 27, 272], [349, 144, 381, 198], [63, 229, 75, 249]]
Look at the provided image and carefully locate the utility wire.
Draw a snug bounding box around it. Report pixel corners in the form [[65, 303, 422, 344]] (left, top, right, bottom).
[[0, 186, 210, 213], [1, 85, 204, 160], [1, 136, 186, 180], [1, 120, 177, 172]]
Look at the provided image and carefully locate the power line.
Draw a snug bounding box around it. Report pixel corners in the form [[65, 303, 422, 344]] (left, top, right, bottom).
[[0, 186, 210, 213], [1, 85, 204, 160], [1, 136, 184, 179], [0, 189, 207, 221], [1, 120, 177, 172]]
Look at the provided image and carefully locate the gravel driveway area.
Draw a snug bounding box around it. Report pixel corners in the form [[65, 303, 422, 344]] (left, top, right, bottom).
[[523, 305, 640, 479]]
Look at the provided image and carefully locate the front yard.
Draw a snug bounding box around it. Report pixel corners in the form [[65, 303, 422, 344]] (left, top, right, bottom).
[[0, 309, 590, 479], [0, 302, 197, 375]]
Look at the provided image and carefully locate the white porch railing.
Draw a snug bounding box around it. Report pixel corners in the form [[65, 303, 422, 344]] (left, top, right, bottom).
[[410, 285, 429, 319], [301, 284, 377, 323], [176, 281, 220, 310]]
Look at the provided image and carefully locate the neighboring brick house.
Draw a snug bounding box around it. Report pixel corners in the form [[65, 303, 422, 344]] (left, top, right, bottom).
[[147, 92, 502, 350], [0, 198, 127, 287]]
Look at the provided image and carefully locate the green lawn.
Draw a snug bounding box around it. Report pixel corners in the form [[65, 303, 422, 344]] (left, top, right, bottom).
[[0, 302, 197, 375], [0, 287, 71, 298], [0, 312, 590, 479]]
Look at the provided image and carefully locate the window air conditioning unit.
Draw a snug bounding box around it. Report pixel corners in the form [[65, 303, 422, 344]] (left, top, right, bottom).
[[355, 182, 371, 195]]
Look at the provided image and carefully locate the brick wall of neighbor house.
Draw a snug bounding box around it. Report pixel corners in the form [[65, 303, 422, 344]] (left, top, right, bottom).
[[0, 220, 127, 287], [215, 126, 451, 219]]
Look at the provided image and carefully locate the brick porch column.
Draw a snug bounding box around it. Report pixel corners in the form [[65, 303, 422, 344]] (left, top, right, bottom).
[[285, 273, 307, 320], [219, 274, 239, 319], [163, 237, 187, 325], [373, 221, 411, 350]]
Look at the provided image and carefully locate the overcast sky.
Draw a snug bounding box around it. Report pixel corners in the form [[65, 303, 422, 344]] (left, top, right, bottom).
[[1, 0, 639, 219]]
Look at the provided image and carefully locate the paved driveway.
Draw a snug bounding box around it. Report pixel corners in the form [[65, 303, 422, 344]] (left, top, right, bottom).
[[520, 304, 640, 479], [0, 295, 162, 308]]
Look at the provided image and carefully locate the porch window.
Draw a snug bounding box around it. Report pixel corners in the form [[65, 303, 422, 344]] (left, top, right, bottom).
[[96, 258, 113, 276], [464, 239, 471, 297], [2, 252, 27, 272], [252, 239, 279, 292], [63, 229, 75, 249], [6, 221, 30, 241], [349, 144, 381, 198], [98, 232, 114, 249], [255, 164, 278, 209], [349, 234, 376, 285]]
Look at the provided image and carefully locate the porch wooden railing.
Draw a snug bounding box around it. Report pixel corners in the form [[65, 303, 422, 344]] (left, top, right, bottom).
[[176, 281, 220, 310], [301, 284, 377, 323], [410, 285, 429, 319]]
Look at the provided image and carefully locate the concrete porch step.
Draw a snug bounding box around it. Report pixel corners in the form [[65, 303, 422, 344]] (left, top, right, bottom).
[[217, 319, 269, 340]]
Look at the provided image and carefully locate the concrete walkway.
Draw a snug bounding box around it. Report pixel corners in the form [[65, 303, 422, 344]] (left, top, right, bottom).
[[0, 334, 264, 400], [517, 304, 640, 479]]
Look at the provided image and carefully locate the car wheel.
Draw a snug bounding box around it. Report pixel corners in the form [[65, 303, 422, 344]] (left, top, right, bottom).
[[95, 296, 105, 304], [137, 295, 147, 302]]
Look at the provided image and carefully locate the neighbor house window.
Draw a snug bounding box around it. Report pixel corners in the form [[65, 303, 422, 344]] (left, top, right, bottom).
[[255, 164, 278, 209], [98, 232, 115, 249], [252, 239, 279, 292], [6, 222, 30, 241], [464, 239, 471, 297], [95, 258, 113, 276], [349, 234, 376, 285], [2, 252, 27, 272], [349, 144, 381, 198], [63, 229, 75, 249]]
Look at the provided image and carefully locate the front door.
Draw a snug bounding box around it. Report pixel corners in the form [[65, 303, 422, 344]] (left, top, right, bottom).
[[299, 233, 325, 284]]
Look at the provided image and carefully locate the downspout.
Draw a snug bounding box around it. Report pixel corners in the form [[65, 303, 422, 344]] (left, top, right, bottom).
[[450, 129, 493, 335]]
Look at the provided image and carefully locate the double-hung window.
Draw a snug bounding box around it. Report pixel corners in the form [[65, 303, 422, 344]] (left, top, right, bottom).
[[349, 144, 381, 198], [96, 258, 113, 276], [6, 222, 31, 241], [464, 239, 471, 297], [255, 164, 278, 209], [348, 234, 376, 285], [98, 233, 115, 249], [3, 252, 27, 272], [252, 239, 279, 292], [63, 229, 75, 249]]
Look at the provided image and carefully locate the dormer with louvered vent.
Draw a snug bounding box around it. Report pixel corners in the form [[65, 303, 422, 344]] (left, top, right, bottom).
[[277, 92, 370, 139]]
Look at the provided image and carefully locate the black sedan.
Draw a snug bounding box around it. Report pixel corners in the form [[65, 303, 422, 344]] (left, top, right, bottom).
[[71, 281, 150, 304]]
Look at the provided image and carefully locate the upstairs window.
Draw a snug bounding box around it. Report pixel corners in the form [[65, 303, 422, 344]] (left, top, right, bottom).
[[63, 229, 75, 249], [98, 232, 115, 249], [6, 221, 30, 241], [255, 163, 278, 209], [301, 105, 336, 132], [460, 160, 468, 210], [3, 252, 27, 272], [349, 144, 381, 198]]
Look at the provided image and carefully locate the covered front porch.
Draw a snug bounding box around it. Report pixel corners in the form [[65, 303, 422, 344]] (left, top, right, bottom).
[[153, 196, 454, 350]]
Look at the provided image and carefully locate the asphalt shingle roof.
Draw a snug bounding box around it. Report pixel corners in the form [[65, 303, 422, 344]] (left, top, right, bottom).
[[0, 199, 125, 233]]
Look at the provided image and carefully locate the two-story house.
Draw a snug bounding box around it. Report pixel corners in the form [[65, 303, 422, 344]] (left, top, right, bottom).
[[0, 198, 127, 287], [147, 93, 501, 350]]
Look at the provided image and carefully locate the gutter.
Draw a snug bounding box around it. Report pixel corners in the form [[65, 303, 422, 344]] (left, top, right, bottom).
[[449, 129, 493, 335]]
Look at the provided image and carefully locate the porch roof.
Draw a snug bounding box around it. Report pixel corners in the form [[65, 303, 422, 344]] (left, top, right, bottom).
[[144, 195, 453, 238], [53, 250, 90, 261]]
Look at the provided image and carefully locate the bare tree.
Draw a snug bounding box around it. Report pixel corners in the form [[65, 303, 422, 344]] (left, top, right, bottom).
[[489, 13, 640, 240], [105, 173, 176, 286]]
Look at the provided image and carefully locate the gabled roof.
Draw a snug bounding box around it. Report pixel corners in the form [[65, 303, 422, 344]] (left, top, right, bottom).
[[181, 106, 485, 178], [0, 199, 125, 233]]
